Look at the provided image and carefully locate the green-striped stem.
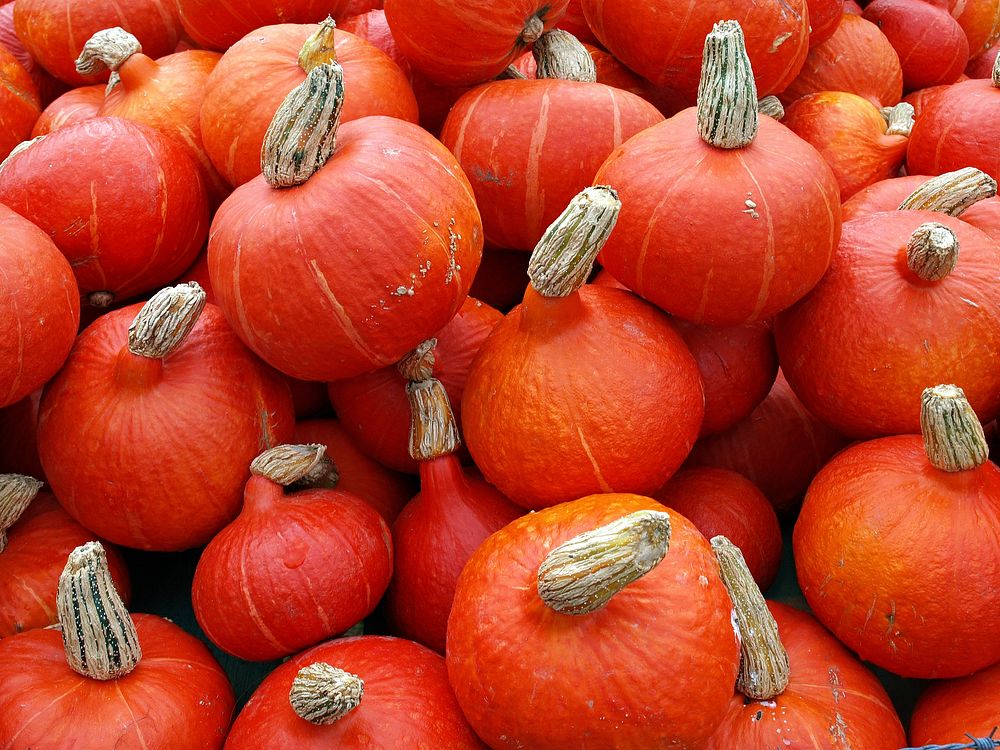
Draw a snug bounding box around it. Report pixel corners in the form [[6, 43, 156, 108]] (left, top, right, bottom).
[[712, 535, 789, 700], [0, 474, 43, 553], [907, 223, 959, 282], [537, 510, 672, 615], [533, 29, 596, 82], [299, 16, 337, 72], [697, 20, 758, 149], [527, 185, 621, 297], [57, 542, 141, 680], [898, 168, 997, 217], [251, 444, 339, 489], [757, 96, 784, 120], [127, 282, 206, 359], [920, 385, 988, 472], [75, 27, 141, 76], [290, 663, 364, 725], [880, 102, 915, 137]]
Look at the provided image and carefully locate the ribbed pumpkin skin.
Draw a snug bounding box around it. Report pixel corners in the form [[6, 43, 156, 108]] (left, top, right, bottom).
[[0, 614, 234, 749], [783, 91, 910, 200], [440, 80, 663, 252], [706, 602, 906, 749], [0, 118, 209, 304], [328, 297, 502, 474], [0, 493, 131, 638], [30, 83, 102, 136], [292, 419, 415, 524], [655, 467, 782, 591], [595, 110, 841, 326], [780, 14, 904, 107], [794, 436, 1000, 678], [175, 0, 356, 51], [0, 205, 79, 409], [12, 0, 179, 85], [581, 0, 809, 100], [225, 636, 485, 749], [0, 46, 39, 160], [0, 1, 62, 105], [37, 303, 295, 551], [462, 286, 704, 509], [907, 78, 1000, 181], [446, 493, 740, 749], [200, 24, 418, 188], [208, 117, 483, 383], [775, 211, 1000, 439], [192, 477, 393, 661], [385, 455, 523, 653], [958, 0, 1000, 58], [383, 0, 569, 86], [909, 661, 1000, 745]]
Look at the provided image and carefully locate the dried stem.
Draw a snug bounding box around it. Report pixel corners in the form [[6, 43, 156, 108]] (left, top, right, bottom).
[[697, 20, 758, 149], [533, 30, 596, 82], [921, 385, 988, 472], [757, 96, 784, 120], [289, 663, 364, 725], [0, 474, 43, 553], [75, 27, 141, 76], [898, 168, 997, 217], [906, 222, 959, 282], [406, 378, 460, 461], [127, 282, 206, 359], [397, 339, 436, 383], [251, 444, 339, 488], [881, 102, 914, 137]]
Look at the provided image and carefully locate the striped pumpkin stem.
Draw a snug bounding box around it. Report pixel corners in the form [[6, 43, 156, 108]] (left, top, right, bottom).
[[921, 384, 988, 472], [697, 20, 758, 149], [533, 30, 596, 82]]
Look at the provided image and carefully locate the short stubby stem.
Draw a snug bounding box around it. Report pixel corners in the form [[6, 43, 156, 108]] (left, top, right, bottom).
[[289, 663, 364, 724], [906, 222, 959, 282], [0, 474, 43, 553], [127, 282, 206, 359], [920, 384, 988, 472]]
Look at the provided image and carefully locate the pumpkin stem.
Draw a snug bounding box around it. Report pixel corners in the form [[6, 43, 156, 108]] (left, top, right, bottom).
[[757, 95, 784, 120], [251, 444, 340, 489], [58, 542, 141, 680], [533, 30, 596, 82], [712, 535, 790, 700], [289, 663, 364, 725], [881, 102, 915, 137], [906, 222, 959, 282], [0, 474, 43, 553], [498, 64, 528, 80], [527, 185, 621, 298], [537, 510, 671, 615], [127, 282, 206, 359], [898, 168, 998, 216], [262, 61, 345, 189], [298, 16, 338, 72], [75, 27, 142, 76], [921, 384, 988, 472], [697, 20, 758, 149], [88, 291, 115, 308], [397, 338, 436, 382], [993, 51, 999, 88], [520, 14, 545, 45]]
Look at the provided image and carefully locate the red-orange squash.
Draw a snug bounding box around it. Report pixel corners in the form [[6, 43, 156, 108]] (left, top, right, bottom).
[[808, 0, 845, 46], [0, 1, 62, 105], [909, 661, 1000, 745], [29, 83, 102, 137], [0, 46, 40, 160], [966, 44, 999, 77]]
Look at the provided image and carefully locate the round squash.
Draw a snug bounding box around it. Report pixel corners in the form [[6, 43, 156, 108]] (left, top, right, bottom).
[[30, 83, 102, 136], [909, 661, 1000, 746], [0, 46, 40, 160]]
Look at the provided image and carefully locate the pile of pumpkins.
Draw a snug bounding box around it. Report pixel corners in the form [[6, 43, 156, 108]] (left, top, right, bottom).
[[1, 0, 999, 746]]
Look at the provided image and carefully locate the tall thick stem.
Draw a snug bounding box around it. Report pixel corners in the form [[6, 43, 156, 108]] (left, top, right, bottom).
[[298, 16, 338, 72], [921, 385, 988, 472], [697, 20, 758, 149], [898, 168, 997, 217], [127, 282, 206, 359], [532, 30, 596, 82]]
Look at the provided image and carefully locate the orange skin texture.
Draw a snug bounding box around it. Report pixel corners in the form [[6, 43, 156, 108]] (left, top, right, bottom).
[[462, 286, 704, 509], [0, 493, 130, 638], [775, 211, 1000, 438], [655, 467, 782, 591], [201, 23, 418, 188], [794, 435, 1000, 678], [383, 0, 569, 86], [385, 453, 524, 653], [175, 0, 357, 51], [0, 46, 39, 160], [226, 636, 485, 749], [864, 0, 970, 90], [909, 661, 1000, 744], [293, 418, 416, 524], [192, 477, 393, 661], [783, 91, 910, 200], [0, 2, 63, 105], [956, 0, 1000, 57], [30, 83, 102, 136], [808, 0, 846, 46], [446, 493, 740, 749], [207, 116, 483, 383], [907, 77, 1000, 181], [780, 14, 904, 106], [687, 371, 848, 518], [441, 78, 663, 252], [0, 118, 209, 303], [902, 83, 954, 120], [595, 109, 841, 326], [37, 303, 295, 551], [581, 0, 809, 100], [707, 602, 906, 750], [0, 205, 79, 408], [966, 44, 999, 77], [12, 0, 179, 85], [0, 391, 44, 479], [0, 614, 234, 749], [328, 297, 502, 474]]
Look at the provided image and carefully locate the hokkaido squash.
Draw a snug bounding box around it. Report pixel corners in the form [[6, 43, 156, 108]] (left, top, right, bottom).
[[29, 84, 102, 137], [0, 46, 40, 160], [909, 661, 1000, 745]]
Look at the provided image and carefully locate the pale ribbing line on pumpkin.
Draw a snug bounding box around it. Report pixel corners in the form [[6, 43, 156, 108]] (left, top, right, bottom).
[[757, 96, 784, 120], [57, 541, 141, 680], [399, 339, 461, 461], [289, 662, 364, 725], [533, 30, 596, 83], [299, 16, 338, 72], [251, 443, 340, 489], [907, 223, 959, 282], [881, 102, 915, 137], [537, 510, 672, 615], [712, 535, 790, 701], [527, 185, 621, 298], [920, 385, 989, 473], [898, 168, 998, 217], [0, 474, 43, 553], [127, 281, 207, 359], [697, 20, 758, 150], [74, 27, 141, 76]]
